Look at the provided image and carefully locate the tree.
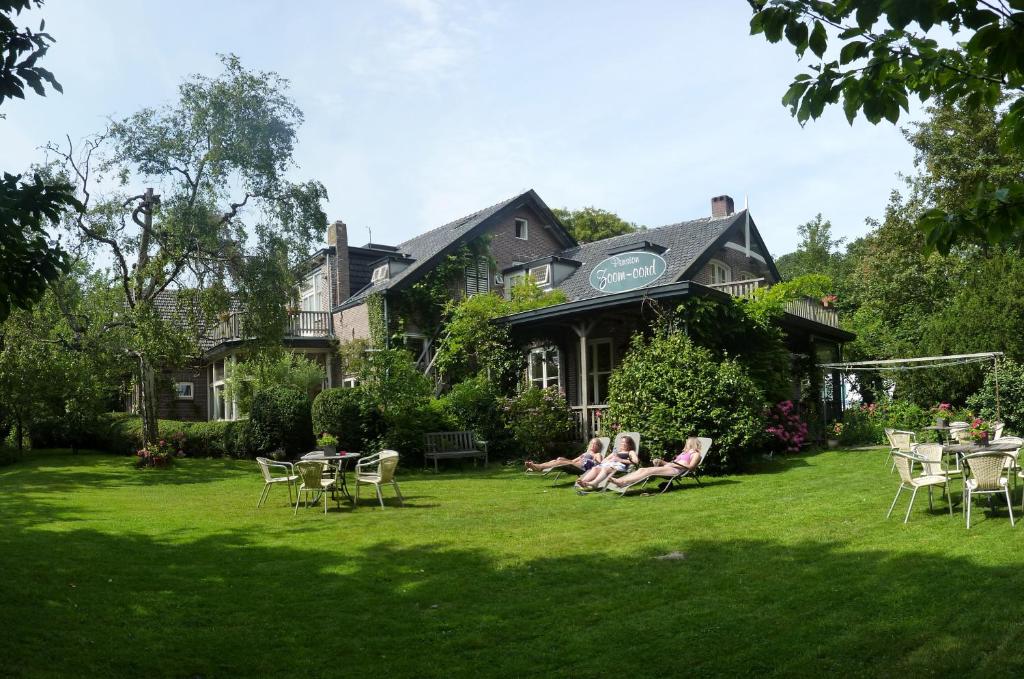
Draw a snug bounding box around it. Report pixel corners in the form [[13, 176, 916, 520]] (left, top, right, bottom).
[[1, 0, 80, 323], [775, 213, 845, 280], [552, 206, 641, 243], [748, 0, 1024, 253], [49, 55, 327, 447]]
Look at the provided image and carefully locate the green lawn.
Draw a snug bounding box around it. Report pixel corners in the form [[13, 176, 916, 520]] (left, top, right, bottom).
[[2, 448, 1024, 678]]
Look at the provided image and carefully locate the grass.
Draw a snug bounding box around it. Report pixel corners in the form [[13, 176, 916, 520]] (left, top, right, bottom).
[[3, 447, 1024, 678]]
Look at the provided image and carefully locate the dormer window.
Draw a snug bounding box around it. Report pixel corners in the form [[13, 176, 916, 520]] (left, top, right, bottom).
[[529, 264, 550, 288], [371, 264, 388, 283], [515, 218, 528, 240]]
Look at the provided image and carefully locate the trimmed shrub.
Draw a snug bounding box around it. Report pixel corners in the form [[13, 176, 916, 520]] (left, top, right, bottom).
[[312, 387, 378, 452], [249, 387, 315, 458], [501, 387, 575, 459], [605, 331, 765, 473], [438, 376, 512, 459], [82, 413, 257, 458]]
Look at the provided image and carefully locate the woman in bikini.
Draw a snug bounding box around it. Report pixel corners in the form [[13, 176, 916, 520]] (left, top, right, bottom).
[[575, 435, 638, 490], [525, 438, 603, 473], [606, 437, 702, 489]]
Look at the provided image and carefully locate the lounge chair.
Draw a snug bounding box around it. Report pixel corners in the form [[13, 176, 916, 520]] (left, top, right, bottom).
[[575, 432, 641, 493], [610, 437, 713, 496], [543, 437, 610, 484]]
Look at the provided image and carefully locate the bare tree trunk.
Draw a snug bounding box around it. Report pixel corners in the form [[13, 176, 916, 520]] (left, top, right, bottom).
[[15, 417, 23, 454], [138, 355, 159, 448]]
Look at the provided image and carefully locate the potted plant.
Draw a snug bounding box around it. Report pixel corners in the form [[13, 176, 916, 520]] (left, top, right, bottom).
[[968, 417, 990, 447], [827, 421, 843, 449], [932, 402, 953, 428], [317, 432, 339, 457]]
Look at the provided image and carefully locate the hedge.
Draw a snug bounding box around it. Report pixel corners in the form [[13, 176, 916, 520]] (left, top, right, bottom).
[[85, 413, 256, 458], [248, 387, 315, 458]]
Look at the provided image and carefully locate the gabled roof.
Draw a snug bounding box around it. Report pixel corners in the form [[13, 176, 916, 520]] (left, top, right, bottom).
[[336, 189, 576, 310], [552, 210, 751, 301]]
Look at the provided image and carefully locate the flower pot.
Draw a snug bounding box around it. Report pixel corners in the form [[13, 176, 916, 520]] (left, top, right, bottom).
[[936, 417, 948, 428], [321, 445, 337, 457], [827, 439, 840, 449], [977, 433, 990, 447]]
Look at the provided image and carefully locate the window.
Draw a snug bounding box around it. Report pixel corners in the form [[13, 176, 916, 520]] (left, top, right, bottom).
[[709, 259, 732, 285], [505, 271, 526, 299], [370, 264, 388, 284], [528, 264, 551, 288], [514, 218, 528, 240], [173, 382, 194, 400], [342, 377, 359, 388], [586, 339, 613, 405], [299, 272, 323, 312], [208, 357, 236, 421], [465, 255, 490, 296], [528, 346, 560, 389], [738, 270, 755, 281], [403, 333, 431, 368]]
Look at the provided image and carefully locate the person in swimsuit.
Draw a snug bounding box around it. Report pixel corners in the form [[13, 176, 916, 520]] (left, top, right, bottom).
[[576, 436, 638, 490], [606, 437, 702, 489], [525, 438, 603, 472]]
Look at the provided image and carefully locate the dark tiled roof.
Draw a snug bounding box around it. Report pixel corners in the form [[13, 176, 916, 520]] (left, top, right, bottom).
[[340, 192, 527, 306], [552, 211, 745, 301], [152, 289, 236, 351]]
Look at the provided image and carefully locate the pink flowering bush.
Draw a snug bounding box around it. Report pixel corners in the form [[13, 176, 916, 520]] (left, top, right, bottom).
[[501, 387, 575, 458], [135, 438, 176, 469], [765, 401, 808, 453]]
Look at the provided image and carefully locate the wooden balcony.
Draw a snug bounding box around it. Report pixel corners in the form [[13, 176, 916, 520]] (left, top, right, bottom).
[[706, 278, 839, 329], [212, 310, 333, 343]]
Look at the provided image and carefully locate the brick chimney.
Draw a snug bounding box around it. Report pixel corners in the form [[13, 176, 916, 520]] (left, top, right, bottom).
[[711, 195, 735, 218], [326, 220, 350, 306]]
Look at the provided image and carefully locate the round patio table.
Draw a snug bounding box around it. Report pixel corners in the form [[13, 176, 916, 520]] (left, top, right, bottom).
[[942, 441, 1019, 475], [301, 451, 361, 501]]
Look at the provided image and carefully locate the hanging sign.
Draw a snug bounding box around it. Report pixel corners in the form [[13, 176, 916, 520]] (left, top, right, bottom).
[[589, 251, 667, 294]]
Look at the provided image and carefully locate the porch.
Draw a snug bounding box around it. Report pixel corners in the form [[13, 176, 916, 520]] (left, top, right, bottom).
[[211, 310, 333, 344], [707, 278, 839, 328]]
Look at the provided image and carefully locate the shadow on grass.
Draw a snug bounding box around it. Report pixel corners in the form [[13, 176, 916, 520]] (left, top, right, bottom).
[[3, 505, 1024, 677]]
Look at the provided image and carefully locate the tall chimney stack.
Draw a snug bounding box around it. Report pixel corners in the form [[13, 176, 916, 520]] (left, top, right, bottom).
[[711, 195, 735, 218], [326, 220, 350, 306]]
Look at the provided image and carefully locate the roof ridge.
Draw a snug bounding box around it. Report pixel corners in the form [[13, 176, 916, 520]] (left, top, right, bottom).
[[396, 192, 525, 250]]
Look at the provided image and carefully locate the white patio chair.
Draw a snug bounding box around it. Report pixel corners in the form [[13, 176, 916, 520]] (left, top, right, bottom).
[[293, 461, 338, 516], [962, 452, 1016, 529], [886, 452, 953, 523], [256, 457, 297, 508], [997, 436, 1023, 485], [992, 422, 1005, 440], [884, 429, 916, 473], [354, 450, 404, 509], [949, 422, 970, 444], [915, 443, 961, 495]]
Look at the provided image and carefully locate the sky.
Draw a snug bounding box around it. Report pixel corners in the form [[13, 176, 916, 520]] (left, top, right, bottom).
[[3, 0, 922, 257]]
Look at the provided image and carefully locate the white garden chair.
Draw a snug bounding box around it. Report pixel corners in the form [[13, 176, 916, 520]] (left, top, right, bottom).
[[354, 450, 404, 509], [884, 429, 916, 472], [256, 457, 297, 508], [293, 461, 338, 516], [886, 452, 953, 523], [962, 452, 1016, 529]]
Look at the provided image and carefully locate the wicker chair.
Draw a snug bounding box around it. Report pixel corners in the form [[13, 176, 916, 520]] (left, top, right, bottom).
[[949, 422, 970, 444], [293, 461, 338, 515], [354, 450, 404, 509], [962, 452, 1016, 529], [256, 457, 297, 508], [915, 443, 961, 492], [887, 452, 953, 523], [884, 429, 917, 472]]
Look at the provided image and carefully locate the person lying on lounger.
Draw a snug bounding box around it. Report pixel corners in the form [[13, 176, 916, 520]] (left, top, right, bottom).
[[576, 436, 638, 490], [525, 438, 603, 473], [606, 437, 702, 489]]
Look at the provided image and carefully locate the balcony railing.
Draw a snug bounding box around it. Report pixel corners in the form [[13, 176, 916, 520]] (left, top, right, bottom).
[[706, 278, 839, 329], [212, 310, 333, 342], [570, 405, 606, 442]]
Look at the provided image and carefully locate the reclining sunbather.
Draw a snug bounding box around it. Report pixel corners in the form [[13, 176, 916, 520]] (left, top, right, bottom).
[[607, 437, 702, 489], [576, 436, 638, 490], [525, 437, 603, 473]]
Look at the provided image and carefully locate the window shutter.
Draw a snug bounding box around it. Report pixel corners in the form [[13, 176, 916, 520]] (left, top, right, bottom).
[[465, 256, 489, 297]]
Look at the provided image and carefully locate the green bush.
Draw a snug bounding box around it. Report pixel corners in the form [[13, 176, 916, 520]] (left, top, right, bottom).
[[500, 387, 575, 458], [249, 387, 315, 458], [838, 399, 935, 446], [438, 376, 512, 458], [311, 387, 379, 452], [83, 413, 257, 458], [604, 331, 766, 473], [967, 359, 1024, 436]]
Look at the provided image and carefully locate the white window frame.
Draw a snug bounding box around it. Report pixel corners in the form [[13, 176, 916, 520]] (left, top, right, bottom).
[[370, 263, 388, 284], [514, 218, 528, 240], [341, 377, 359, 388], [403, 333, 431, 368], [208, 356, 238, 421], [505, 271, 526, 299], [299, 270, 322, 313], [528, 264, 551, 288], [586, 339, 613, 405], [738, 270, 756, 281], [709, 259, 732, 285], [527, 346, 561, 390], [173, 382, 194, 400]]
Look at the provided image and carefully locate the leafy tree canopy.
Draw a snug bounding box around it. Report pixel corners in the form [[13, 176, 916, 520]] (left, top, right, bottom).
[[552, 206, 642, 243], [775, 213, 845, 281], [748, 0, 1024, 253]]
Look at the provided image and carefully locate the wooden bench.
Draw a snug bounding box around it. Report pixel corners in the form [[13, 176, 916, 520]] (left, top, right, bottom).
[[424, 431, 487, 472]]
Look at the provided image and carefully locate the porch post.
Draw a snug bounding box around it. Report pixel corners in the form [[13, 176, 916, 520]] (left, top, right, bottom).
[[573, 321, 595, 442]]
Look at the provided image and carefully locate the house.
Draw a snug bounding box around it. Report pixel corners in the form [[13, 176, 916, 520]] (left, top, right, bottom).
[[144, 188, 851, 429]]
